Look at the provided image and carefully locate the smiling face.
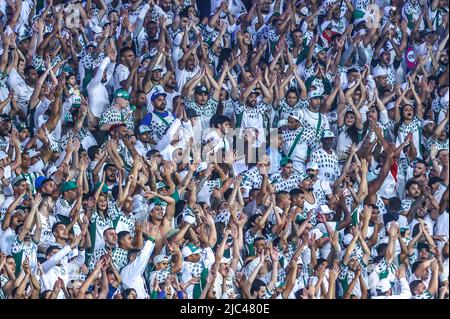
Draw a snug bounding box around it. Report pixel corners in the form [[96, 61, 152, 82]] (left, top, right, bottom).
[[119, 233, 134, 250], [53, 224, 69, 240], [105, 167, 117, 183], [121, 49, 135, 67], [246, 93, 258, 107], [150, 205, 165, 222], [344, 112, 356, 126]]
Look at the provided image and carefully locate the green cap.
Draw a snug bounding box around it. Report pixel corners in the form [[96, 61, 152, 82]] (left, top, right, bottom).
[[94, 182, 108, 193], [166, 228, 180, 240], [156, 181, 169, 190], [113, 89, 131, 100], [60, 181, 78, 193], [279, 157, 291, 167]]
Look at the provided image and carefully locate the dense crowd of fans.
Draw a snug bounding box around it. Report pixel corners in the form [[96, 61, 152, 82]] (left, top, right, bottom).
[[0, 0, 448, 299]]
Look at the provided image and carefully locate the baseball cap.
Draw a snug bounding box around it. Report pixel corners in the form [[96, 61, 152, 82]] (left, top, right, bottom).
[[11, 176, 27, 187], [320, 205, 334, 215], [288, 111, 301, 121], [153, 255, 169, 265], [152, 65, 164, 72], [277, 119, 288, 128], [428, 176, 444, 187], [321, 129, 335, 139], [299, 6, 310, 15], [108, 122, 127, 132], [86, 41, 97, 48], [60, 181, 78, 193], [94, 181, 108, 193], [166, 228, 180, 240], [308, 90, 323, 99], [422, 119, 435, 127], [417, 243, 430, 251], [138, 125, 151, 134], [182, 243, 202, 258], [306, 162, 319, 171], [156, 182, 169, 190], [151, 92, 167, 102], [420, 28, 435, 37], [195, 85, 209, 94], [313, 46, 325, 55], [372, 66, 388, 77], [47, 165, 59, 177], [113, 89, 131, 100], [27, 149, 40, 158], [196, 162, 208, 173], [299, 173, 311, 183], [279, 157, 291, 167], [16, 122, 28, 132]]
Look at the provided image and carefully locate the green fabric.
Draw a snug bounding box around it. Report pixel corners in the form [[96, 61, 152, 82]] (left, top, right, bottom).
[[171, 189, 180, 203], [60, 180, 78, 192], [82, 68, 93, 97], [193, 267, 209, 299], [235, 111, 244, 128], [12, 250, 24, 277], [153, 112, 171, 127], [88, 221, 97, 255], [114, 88, 131, 100]]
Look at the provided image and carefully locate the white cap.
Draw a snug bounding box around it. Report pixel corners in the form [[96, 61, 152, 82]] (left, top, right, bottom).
[[277, 119, 288, 128], [288, 111, 301, 121], [386, 102, 395, 110], [321, 129, 335, 139], [182, 244, 202, 258], [422, 119, 434, 127], [196, 162, 208, 173], [47, 165, 59, 176], [320, 204, 333, 215], [153, 255, 169, 265], [183, 213, 196, 225], [300, 6, 309, 15], [27, 149, 40, 158], [306, 162, 319, 171], [138, 125, 151, 134], [308, 90, 323, 99], [372, 66, 388, 77], [376, 279, 392, 293], [220, 256, 231, 264]]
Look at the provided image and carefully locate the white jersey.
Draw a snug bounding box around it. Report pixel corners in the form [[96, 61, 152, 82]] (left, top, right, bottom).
[[309, 148, 340, 183]]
